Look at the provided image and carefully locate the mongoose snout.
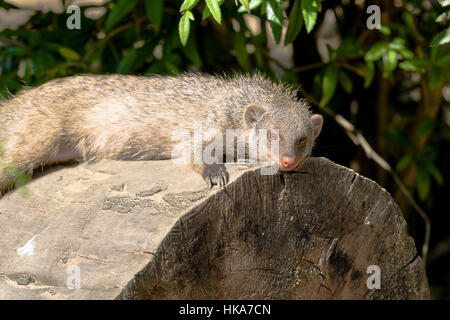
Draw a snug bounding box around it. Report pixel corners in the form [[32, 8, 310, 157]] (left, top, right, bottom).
[[0, 73, 323, 193], [281, 156, 296, 169]]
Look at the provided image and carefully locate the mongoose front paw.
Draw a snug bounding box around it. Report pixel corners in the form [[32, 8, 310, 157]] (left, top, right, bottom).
[[202, 164, 229, 188]]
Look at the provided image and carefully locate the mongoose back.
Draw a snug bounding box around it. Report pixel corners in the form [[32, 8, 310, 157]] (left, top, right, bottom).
[[0, 73, 323, 191]]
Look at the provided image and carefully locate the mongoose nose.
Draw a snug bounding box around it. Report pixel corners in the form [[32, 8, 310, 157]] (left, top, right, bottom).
[[281, 156, 296, 169]]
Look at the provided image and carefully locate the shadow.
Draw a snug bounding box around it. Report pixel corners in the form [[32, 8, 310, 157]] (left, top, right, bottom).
[[1, 160, 80, 197]]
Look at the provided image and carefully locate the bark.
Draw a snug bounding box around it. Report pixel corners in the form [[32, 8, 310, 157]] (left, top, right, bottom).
[[0, 158, 429, 299]]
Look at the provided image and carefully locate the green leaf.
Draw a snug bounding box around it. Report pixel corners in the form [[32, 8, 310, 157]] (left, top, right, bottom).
[[202, 6, 212, 21], [285, 0, 303, 45], [281, 72, 299, 87], [42, 42, 62, 52], [430, 45, 447, 62], [443, 68, 450, 84], [58, 47, 80, 61], [402, 11, 414, 25], [145, 0, 164, 33], [89, 42, 106, 65], [250, 0, 263, 8], [239, 0, 250, 12], [320, 64, 338, 106], [164, 28, 182, 56], [238, 0, 263, 12], [398, 48, 414, 60], [234, 31, 250, 70], [205, 0, 222, 24], [364, 61, 375, 88], [301, 0, 318, 34], [266, 0, 283, 44], [179, 11, 194, 47], [388, 39, 414, 59], [57, 63, 67, 76], [426, 163, 443, 186], [31, 50, 56, 74], [181, 38, 203, 67], [417, 117, 435, 138], [383, 49, 398, 77], [0, 47, 29, 56], [391, 37, 406, 45], [339, 70, 352, 94], [180, 0, 199, 12], [365, 42, 388, 61], [396, 155, 413, 171], [23, 58, 33, 82], [379, 24, 391, 35], [260, 0, 267, 15], [436, 54, 450, 67], [254, 47, 265, 68], [117, 48, 136, 74], [335, 39, 363, 58], [384, 130, 413, 151], [398, 59, 428, 71], [204, 0, 225, 20], [105, 0, 139, 31], [388, 40, 405, 51], [416, 166, 431, 201], [187, 12, 195, 20], [164, 60, 179, 74], [326, 44, 335, 60], [316, 0, 322, 11], [145, 60, 166, 75], [428, 66, 442, 88], [430, 27, 450, 47]]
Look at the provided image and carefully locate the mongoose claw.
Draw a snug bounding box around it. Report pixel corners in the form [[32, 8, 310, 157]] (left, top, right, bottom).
[[202, 164, 229, 188]]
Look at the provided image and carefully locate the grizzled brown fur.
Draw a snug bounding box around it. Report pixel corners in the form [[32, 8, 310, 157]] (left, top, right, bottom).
[[0, 73, 323, 190]]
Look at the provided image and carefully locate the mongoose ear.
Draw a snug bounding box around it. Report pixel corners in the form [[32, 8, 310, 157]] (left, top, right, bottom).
[[311, 114, 323, 139], [243, 104, 267, 129]]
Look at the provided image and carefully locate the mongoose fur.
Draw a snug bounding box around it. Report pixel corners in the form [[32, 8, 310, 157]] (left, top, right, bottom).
[[0, 73, 323, 191]]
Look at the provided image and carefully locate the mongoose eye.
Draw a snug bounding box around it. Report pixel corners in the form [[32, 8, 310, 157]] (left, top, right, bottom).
[[298, 137, 306, 147]]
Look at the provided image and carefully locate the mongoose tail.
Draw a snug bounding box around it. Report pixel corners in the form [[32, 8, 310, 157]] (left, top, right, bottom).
[[0, 73, 323, 192]]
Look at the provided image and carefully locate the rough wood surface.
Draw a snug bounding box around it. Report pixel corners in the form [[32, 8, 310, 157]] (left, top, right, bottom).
[[0, 157, 429, 299]]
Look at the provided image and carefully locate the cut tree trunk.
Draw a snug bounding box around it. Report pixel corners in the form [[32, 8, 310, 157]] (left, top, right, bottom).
[[0, 157, 429, 299]]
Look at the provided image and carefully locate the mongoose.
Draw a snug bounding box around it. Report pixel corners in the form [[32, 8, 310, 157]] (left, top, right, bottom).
[[0, 73, 323, 191]]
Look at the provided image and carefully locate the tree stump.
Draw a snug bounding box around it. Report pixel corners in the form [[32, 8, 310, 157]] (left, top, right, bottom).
[[0, 157, 429, 299]]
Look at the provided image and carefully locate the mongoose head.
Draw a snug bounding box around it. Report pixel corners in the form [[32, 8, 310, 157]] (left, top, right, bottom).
[[244, 103, 323, 171]]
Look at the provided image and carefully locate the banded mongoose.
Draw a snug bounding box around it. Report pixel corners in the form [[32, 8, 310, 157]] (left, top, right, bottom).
[[0, 73, 323, 191]]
